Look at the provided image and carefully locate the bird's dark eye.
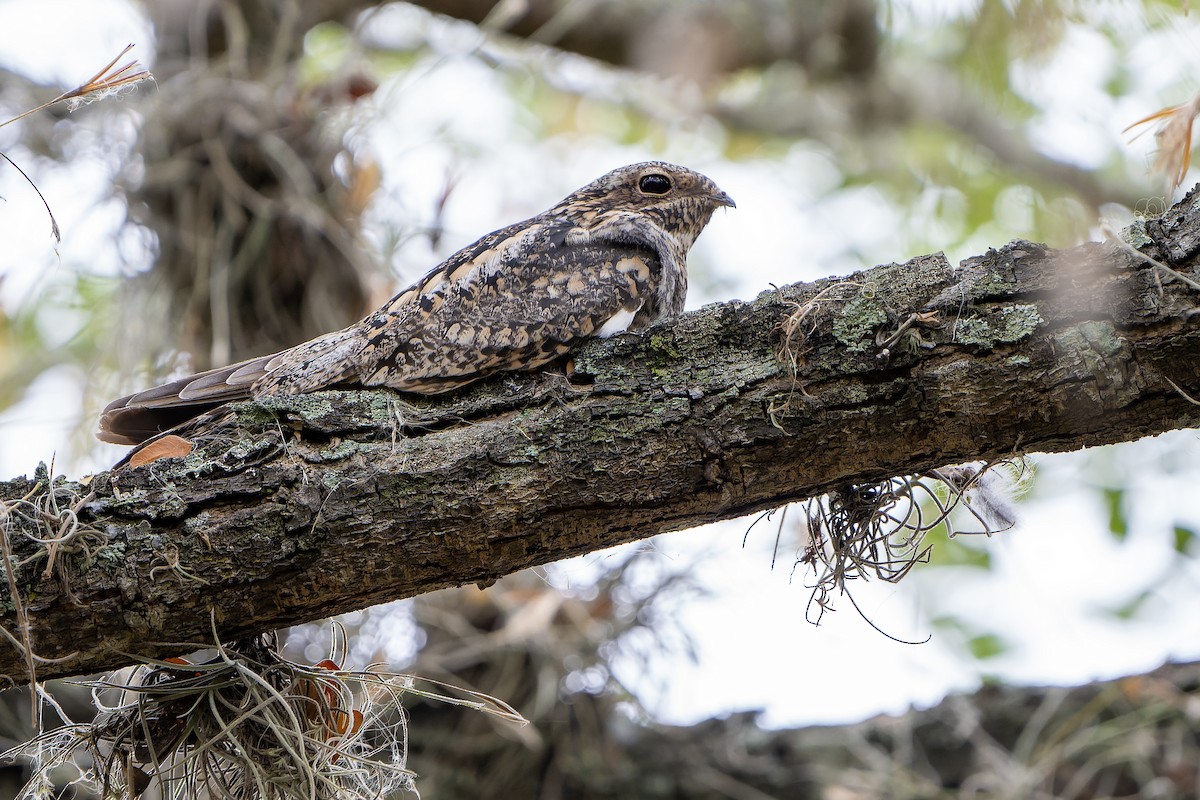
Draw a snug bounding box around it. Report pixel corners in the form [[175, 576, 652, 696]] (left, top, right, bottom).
[[638, 173, 672, 195]]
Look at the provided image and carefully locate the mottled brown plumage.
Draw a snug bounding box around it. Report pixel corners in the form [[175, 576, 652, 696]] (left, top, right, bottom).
[[99, 162, 734, 446]]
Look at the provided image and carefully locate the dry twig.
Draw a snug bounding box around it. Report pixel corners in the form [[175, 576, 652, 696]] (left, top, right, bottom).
[[1124, 92, 1200, 190]]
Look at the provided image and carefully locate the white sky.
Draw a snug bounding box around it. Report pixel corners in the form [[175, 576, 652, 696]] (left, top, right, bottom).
[[1, 0, 1199, 730]]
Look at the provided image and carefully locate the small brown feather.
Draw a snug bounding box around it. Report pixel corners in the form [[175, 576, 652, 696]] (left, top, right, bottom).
[[128, 434, 194, 467]]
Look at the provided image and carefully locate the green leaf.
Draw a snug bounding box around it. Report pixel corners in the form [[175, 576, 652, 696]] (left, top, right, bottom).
[[1102, 487, 1127, 540], [925, 533, 993, 569], [966, 634, 1007, 660], [1108, 590, 1153, 621], [1173, 525, 1196, 555], [931, 617, 1008, 662]]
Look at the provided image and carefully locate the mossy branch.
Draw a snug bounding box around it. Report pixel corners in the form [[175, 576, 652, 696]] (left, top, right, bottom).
[[1, 187, 1199, 683]]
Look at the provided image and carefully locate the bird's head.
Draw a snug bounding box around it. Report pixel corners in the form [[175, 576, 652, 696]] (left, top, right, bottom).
[[555, 161, 735, 250]]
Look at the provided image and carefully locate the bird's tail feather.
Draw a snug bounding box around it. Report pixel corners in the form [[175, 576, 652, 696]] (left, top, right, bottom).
[[98, 354, 273, 445]]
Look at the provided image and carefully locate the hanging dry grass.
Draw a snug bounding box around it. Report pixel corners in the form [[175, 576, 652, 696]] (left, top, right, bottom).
[[0, 470, 105, 728], [3, 626, 526, 799], [794, 460, 1028, 633]]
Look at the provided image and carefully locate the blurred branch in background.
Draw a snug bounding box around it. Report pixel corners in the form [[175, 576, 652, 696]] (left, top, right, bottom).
[[407, 0, 881, 81], [401, 0, 1149, 213], [298, 565, 1200, 799]]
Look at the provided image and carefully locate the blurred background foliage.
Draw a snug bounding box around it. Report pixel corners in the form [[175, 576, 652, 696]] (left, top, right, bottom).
[[2, 0, 1200, 796]]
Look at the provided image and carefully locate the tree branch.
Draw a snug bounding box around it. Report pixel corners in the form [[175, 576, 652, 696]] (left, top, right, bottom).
[[398, 0, 879, 78], [398, 1, 1147, 209], [2, 187, 1199, 683]]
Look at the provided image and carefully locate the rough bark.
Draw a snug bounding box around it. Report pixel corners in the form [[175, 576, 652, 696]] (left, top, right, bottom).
[[1, 186, 1199, 683]]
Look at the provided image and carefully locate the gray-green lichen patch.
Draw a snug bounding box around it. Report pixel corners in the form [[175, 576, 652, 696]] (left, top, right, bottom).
[[956, 268, 1019, 300], [953, 304, 1043, 348], [832, 293, 888, 353], [307, 439, 372, 463], [104, 489, 189, 521], [1121, 219, 1154, 250], [215, 436, 279, 464], [1070, 320, 1127, 358], [321, 470, 349, 492], [239, 390, 398, 434], [646, 332, 684, 362], [1051, 321, 1143, 408], [92, 539, 128, 569], [182, 510, 214, 537]]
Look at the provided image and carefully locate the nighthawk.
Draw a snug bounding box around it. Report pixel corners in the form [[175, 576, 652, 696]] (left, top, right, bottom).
[[99, 161, 734, 446]]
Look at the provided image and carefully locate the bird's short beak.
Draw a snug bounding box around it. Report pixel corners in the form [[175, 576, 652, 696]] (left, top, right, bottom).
[[711, 190, 736, 209]]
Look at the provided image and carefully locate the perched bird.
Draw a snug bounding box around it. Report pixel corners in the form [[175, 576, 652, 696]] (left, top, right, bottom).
[[99, 162, 734, 446]]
